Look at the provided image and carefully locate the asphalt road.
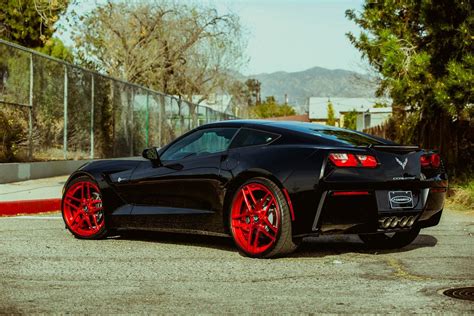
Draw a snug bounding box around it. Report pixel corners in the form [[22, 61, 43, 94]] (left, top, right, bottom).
[[0, 210, 473, 314]]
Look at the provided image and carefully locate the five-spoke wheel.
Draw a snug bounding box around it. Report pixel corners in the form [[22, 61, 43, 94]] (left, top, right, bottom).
[[230, 177, 297, 258], [62, 176, 108, 239]]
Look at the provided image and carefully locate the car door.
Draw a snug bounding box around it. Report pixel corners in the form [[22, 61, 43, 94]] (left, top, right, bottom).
[[122, 127, 238, 231]]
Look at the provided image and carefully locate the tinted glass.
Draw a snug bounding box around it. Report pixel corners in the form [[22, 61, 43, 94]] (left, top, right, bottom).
[[312, 129, 383, 146], [161, 128, 238, 160], [230, 128, 279, 148]]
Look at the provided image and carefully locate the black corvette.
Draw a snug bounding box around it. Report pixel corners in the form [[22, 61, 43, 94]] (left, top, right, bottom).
[[61, 120, 447, 258]]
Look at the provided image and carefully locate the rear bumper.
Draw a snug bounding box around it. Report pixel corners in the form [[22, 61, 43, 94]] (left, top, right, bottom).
[[296, 180, 446, 237]]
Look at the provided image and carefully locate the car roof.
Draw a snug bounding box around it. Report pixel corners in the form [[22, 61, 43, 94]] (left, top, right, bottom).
[[201, 119, 347, 133], [200, 119, 392, 146]]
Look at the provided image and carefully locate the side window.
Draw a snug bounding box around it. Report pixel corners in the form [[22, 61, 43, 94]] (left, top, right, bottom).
[[230, 128, 280, 149], [161, 128, 238, 161]]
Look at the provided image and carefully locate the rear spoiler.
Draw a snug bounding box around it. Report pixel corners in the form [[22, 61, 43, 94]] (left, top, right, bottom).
[[359, 145, 421, 153]]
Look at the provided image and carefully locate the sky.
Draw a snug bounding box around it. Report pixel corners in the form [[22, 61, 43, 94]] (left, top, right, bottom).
[[60, 0, 366, 75], [212, 0, 366, 75]]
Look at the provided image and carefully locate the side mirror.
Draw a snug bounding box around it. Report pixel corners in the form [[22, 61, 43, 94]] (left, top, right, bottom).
[[142, 147, 161, 166]]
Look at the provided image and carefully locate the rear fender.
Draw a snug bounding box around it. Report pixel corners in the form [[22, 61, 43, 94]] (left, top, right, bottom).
[[222, 168, 286, 235]]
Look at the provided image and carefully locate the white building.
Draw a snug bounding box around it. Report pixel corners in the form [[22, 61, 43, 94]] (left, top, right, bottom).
[[308, 97, 392, 130], [356, 107, 393, 131]]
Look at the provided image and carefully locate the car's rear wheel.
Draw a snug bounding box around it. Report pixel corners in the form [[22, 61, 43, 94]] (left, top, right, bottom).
[[229, 177, 297, 258], [358, 227, 420, 249], [62, 176, 108, 239]]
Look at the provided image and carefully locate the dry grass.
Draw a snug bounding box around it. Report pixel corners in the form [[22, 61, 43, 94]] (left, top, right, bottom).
[[446, 180, 474, 212]]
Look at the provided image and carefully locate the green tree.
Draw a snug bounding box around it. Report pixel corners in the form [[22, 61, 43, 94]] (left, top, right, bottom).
[[0, 0, 69, 48], [0, 1, 73, 162], [343, 109, 358, 130], [346, 0, 473, 176], [228, 80, 252, 117], [37, 37, 73, 62], [373, 102, 388, 108], [245, 78, 261, 106], [250, 96, 296, 118], [326, 100, 336, 126]]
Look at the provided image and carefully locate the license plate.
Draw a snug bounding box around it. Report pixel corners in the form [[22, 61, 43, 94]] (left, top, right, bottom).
[[389, 191, 414, 209]]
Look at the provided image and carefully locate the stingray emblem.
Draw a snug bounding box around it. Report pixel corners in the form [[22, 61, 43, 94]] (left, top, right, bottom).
[[395, 157, 408, 170]]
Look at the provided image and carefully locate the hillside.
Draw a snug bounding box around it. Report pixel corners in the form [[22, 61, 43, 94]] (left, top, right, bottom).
[[248, 66, 378, 106]]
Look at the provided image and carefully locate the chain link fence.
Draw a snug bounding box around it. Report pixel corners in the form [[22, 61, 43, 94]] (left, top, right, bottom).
[[0, 39, 236, 162]]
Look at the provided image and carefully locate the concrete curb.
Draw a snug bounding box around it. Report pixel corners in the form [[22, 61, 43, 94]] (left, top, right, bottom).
[[0, 199, 61, 216], [0, 160, 90, 184]]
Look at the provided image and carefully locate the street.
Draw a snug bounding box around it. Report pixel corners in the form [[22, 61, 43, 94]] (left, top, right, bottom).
[[0, 209, 472, 313]]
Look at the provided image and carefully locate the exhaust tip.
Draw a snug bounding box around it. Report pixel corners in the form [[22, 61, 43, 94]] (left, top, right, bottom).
[[399, 216, 409, 227], [407, 216, 416, 227], [381, 217, 391, 229], [390, 216, 399, 228]]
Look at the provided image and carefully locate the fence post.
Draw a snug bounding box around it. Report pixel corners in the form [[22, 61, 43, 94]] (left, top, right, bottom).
[[195, 105, 198, 128], [28, 53, 33, 160], [145, 92, 149, 148], [158, 95, 164, 147], [63, 65, 68, 160], [90, 75, 95, 159], [130, 90, 134, 157], [178, 97, 184, 135]]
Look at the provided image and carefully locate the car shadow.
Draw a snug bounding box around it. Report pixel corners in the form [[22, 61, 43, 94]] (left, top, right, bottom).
[[110, 230, 438, 257], [112, 230, 236, 253], [291, 234, 438, 258]]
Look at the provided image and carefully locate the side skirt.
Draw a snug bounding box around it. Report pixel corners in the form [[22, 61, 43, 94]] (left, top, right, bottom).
[[116, 226, 231, 238]]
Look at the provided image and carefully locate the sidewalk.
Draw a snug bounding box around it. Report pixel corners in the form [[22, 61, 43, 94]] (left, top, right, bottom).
[[0, 176, 67, 216]]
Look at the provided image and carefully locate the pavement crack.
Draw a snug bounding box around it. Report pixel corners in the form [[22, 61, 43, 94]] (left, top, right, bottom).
[[386, 257, 430, 281]]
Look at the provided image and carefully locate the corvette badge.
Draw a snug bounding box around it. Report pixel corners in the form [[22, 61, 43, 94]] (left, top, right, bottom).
[[395, 157, 408, 170]]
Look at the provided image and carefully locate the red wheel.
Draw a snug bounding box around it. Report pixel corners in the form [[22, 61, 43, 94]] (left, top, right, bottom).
[[230, 178, 297, 258], [62, 176, 107, 239]]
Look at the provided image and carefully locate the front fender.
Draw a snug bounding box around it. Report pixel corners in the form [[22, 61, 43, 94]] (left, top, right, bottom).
[[62, 159, 144, 217]]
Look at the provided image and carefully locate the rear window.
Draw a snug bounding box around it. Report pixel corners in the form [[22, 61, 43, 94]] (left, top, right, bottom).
[[312, 129, 384, 146], [230, 128, 279, 148]]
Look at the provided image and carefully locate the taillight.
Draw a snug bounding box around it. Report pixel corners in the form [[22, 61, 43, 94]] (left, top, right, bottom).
[[328, 153, 358, 167], [420, 153, 441, 169], [357, 155, 378, 168], [328, 153, 378, 168], [431, 154, 441, 168], [420, 155, 431, 168]]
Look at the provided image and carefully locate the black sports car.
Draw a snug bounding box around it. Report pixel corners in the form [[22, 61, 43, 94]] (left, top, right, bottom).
[[61, 120, 447, 258]]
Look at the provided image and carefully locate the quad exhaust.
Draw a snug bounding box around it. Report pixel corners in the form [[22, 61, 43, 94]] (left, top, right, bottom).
[[379, 216, 416, 229]]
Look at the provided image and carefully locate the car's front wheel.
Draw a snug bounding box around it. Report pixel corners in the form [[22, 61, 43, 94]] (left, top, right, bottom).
[[229, 177, 297, 258], [359, 227, 421, 249], [62, 176, 109, 239]]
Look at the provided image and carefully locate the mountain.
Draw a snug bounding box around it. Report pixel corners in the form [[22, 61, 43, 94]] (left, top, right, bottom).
[[248, 66, 378, 107]]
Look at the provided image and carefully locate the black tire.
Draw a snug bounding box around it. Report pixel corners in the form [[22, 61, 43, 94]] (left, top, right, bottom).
[[62, 176, 109, 240], [292, 237, 304, 248], [229, 177, 298, 258], [359, 227, 421, 249]]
